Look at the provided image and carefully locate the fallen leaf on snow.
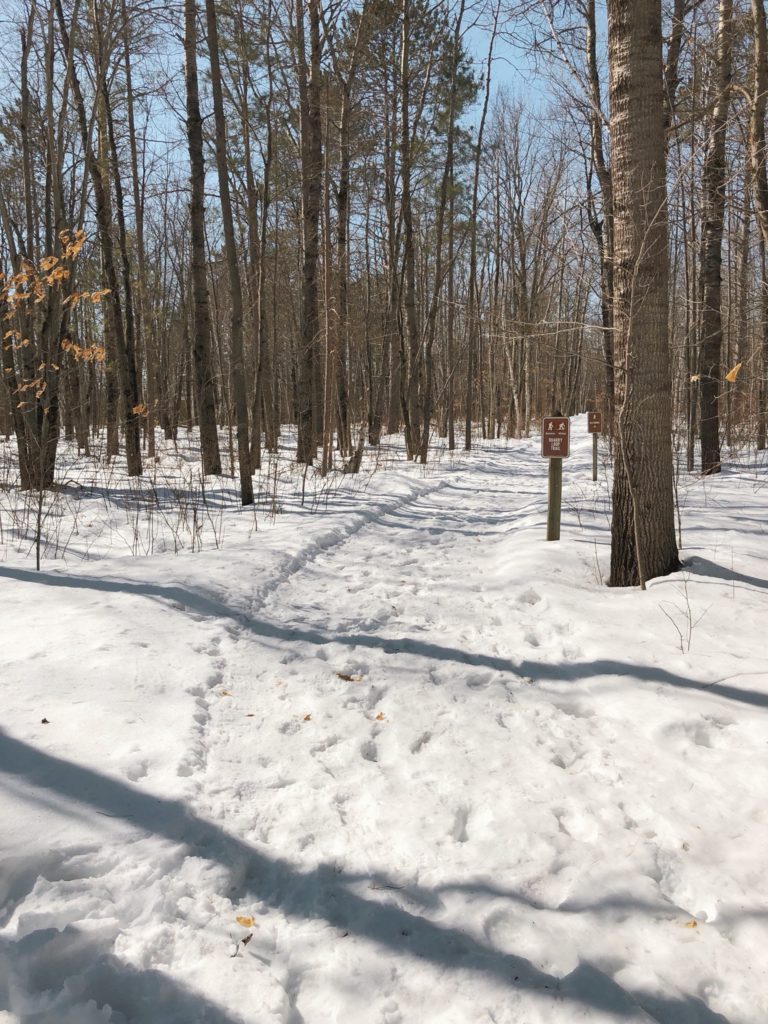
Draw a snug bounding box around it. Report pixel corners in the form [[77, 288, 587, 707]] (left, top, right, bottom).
[[235, 916, 255, 928], [375, 712, 386, 721], [303, 714, 312, 721]]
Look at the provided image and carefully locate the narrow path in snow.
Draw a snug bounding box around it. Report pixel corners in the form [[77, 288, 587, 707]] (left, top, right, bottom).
[[168, 444, 629, 1023]]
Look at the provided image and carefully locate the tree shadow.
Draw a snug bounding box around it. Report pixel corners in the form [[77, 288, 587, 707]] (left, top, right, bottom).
[[684, 556, 768, 592], [0, 930, 247, 1024], [1, 565, 766, 712], [0, 731, 731, 1022]]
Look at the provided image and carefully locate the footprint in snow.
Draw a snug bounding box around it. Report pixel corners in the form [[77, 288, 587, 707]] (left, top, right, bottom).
[[410, 731, 432, 754], [310, 734, 340, 755], [361, 739, 378, 763], [524, 629, 540, 648], [124, 758, 149, 782], [381, 999, 402, 1024], [279, 720, 301, 735], [452, 805, 470, 843], [465, 671, 492, 690]]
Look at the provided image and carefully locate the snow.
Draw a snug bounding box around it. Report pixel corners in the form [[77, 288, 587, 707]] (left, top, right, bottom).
[[0, 419, 766, 1023]]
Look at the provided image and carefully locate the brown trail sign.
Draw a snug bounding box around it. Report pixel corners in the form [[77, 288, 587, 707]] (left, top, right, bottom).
[[541, 416, 569, 541], [542, 417, 570, 458]]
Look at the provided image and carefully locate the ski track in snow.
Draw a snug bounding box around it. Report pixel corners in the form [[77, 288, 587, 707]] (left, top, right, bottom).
[[1, 427, 767, 1023]]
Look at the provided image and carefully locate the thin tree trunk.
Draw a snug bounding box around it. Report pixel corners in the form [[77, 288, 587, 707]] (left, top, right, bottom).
[[465, 2, 498, 450], [400, 0, 421, 459], [295, 0, 323, 464], [183, 0, 222, 476], [699, 0, 733, 474], [750, 0, 768, 450], [204, 0, 252, 503]]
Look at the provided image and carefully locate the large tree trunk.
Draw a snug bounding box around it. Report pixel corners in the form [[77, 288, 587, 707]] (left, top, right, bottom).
[[607, 0, 679, 587]]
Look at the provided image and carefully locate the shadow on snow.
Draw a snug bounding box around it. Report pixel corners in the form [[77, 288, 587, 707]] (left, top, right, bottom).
[[0, 730, 730, 1024], [1, 564, 766, 712]]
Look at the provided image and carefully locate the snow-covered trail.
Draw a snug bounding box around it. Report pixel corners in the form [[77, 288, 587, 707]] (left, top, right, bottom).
[[1, 430, 766, 1023]]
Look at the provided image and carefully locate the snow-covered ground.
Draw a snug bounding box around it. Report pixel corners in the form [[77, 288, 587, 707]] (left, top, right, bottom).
[[0, 419, 766, 1024]]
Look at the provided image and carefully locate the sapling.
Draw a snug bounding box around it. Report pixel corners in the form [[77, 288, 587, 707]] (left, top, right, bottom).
[[659, 574, 711, 653]]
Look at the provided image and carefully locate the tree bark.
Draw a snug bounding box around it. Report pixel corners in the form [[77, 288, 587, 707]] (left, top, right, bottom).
[[607, 0, 679, 587]]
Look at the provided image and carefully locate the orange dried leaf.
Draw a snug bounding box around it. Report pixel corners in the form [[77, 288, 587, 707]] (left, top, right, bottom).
[[375, 711, 385, 721], [235, 915, 255, 928], [303, 714, 312, 721]]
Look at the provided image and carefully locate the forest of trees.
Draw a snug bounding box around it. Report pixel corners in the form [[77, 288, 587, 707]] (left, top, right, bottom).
[[0, 0, 765, 585]]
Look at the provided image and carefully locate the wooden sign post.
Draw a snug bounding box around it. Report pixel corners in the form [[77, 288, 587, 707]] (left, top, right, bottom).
[[542, 417, 569, 541], [587, 411, 603, 482]]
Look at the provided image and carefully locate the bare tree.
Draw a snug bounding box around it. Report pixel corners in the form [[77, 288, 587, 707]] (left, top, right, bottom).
[[183, 0, 222, 476], [699, 0, 733, 474], [205, 0, 253, 503]]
